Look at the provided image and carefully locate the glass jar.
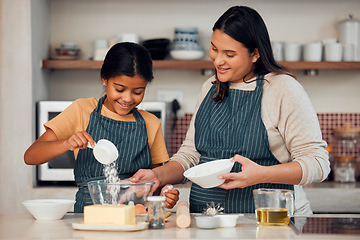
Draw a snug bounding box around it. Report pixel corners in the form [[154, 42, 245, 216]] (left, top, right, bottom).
[[334, 156, 356, 183], [147, 196, 166, 229]]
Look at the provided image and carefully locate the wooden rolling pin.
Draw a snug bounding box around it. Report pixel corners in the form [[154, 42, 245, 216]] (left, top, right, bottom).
[[176, 201, 191, 228]]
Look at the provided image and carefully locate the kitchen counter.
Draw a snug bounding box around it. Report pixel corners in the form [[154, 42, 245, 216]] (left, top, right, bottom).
[[1, 213, 359, 239]]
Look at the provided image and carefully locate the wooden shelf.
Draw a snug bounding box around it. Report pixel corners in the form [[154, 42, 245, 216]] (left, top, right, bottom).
[[42, 59, 360, 71]]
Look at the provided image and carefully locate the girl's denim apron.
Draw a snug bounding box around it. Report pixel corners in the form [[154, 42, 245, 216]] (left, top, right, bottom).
[[74, 95, 151, 213]]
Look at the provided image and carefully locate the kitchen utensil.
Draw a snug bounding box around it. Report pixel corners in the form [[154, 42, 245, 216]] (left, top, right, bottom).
[[141, 38, 170, 60], [343, 43, 355, 61], [22, 199, 75, 221], [176, 201, 191, 229], [195, 215, 220, 229], [87, 139, 118, 165], [183, 158, 234, 188], [173, 27, 199, 50], [214, 214, 239, 228], [253, 188, 294, 226], [87, 179, 155, 206], [338, 14, 360, 61]]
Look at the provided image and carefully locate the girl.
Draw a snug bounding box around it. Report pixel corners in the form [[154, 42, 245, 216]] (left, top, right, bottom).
[[24, 42, 179, 212], [131, 6, 330, 215]]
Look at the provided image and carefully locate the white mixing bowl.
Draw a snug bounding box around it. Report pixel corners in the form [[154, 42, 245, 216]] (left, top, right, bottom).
[[183, 158, 234, 188], [22, 199, 75, 221]]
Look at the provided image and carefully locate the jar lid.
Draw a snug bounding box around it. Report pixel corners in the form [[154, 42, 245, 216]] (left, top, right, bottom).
[[335, 156, 355, 162], [339, 14, 360, 24], [333, 122, 360, 139], [147, 196, 166, 202]]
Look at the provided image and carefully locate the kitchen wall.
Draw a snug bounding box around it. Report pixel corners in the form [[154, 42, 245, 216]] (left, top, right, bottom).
[[47, 0, 360, 114], [1, 0, 360, 214]]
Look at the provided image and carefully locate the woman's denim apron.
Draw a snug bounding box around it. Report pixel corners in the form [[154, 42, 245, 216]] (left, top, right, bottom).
[[190, 75, 294, 213]]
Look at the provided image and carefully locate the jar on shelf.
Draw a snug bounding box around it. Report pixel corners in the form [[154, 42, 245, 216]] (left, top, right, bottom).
[[332, 122, 360, 182], [334, 156, 356, 183]]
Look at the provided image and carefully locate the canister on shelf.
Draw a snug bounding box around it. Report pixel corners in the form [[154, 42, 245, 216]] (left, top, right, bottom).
[[332, 122, 360, 182]]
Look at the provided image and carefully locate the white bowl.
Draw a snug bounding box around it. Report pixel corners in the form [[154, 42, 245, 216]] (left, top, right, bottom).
[[215, 214, 240, 228], [22, 199, 75, 221], [170, 50, 204, 60], [195, 216, 220, 229], [184, 158, 234, 188]]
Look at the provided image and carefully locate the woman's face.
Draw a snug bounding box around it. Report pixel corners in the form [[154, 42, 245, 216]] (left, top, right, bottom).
[[209, 29, 259, 83], [103, 75, 147, 116]]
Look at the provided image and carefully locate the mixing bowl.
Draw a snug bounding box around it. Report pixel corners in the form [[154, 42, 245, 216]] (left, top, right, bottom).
[[183, 158, 234, 188], [88, 179, 155, 206], [22, 199, 75, 221]]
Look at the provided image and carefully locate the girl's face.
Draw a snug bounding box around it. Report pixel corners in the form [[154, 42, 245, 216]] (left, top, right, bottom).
[[103, 75, 147, 116], [209, 29, 259, 83]]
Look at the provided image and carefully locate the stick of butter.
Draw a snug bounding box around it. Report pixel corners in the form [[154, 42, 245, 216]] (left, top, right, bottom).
[[84, 204, 136, 225]]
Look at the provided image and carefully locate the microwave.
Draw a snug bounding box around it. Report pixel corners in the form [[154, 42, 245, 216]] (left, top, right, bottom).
[[36, 100, 169, 186]]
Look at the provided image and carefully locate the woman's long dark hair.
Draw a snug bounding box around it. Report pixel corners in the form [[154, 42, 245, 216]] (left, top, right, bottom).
[[101, 42, 154, 83], [212, 6, 294, 102]]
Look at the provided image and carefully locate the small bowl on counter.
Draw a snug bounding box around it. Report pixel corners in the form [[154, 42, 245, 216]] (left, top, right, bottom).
[[215, 214, 240, 228], [195, 215, 220, 229], [22, 199, 75, 221]]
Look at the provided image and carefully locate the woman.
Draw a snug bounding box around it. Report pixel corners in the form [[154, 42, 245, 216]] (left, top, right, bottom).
[[131, 6, 330, 215]]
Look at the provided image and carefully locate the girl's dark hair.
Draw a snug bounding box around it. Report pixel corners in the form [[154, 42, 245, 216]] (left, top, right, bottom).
[[212, 6, 294, 102], [101, 42, 154, 82]]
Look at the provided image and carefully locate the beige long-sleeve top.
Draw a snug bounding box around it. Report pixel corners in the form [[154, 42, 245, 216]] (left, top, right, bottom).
[[170, 73, 330, 214]]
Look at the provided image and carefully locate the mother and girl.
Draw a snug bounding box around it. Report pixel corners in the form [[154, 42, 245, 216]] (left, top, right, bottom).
[[25, 6, 329, 214]]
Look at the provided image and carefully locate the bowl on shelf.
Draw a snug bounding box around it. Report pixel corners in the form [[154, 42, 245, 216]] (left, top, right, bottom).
[[170, 49, 204, 60], [183, 158, 234, 188], [22, 199, 75, 221], [87, 179, 155, 207], [141, 38, 170, 60]]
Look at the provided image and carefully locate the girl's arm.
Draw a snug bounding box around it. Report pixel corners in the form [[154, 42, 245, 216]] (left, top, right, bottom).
[[24, 129, 95, 165]]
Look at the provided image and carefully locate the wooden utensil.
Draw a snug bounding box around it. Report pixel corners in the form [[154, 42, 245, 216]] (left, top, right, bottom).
[[176, 201, 191, 228]]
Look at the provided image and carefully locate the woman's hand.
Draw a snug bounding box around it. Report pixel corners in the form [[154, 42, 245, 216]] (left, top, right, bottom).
[[218, 155, 266, 189], [64, 131, 95, 151], [160, 184, 180, 209], [130, 169, 161, 192]]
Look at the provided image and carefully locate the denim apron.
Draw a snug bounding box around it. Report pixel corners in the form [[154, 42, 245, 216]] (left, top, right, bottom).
[[73, 95, 152, 213], [190, 75, 294, 213]]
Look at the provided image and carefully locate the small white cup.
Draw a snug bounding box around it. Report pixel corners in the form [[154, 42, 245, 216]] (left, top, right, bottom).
[[88, 139, 118, 165], [115, 33, 140, 44], [284, 42, 302, 61], [303, 42, 322, 61], [271, 41, 284, 61], [343, 43, 355, 61], [324, 43, 343, 61]]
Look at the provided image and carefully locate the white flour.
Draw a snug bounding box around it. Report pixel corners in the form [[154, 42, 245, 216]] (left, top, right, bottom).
[[103, 161, 120, 204]]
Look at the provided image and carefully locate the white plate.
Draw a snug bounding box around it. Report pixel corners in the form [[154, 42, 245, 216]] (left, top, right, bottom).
[[72, 221, 148, 231]]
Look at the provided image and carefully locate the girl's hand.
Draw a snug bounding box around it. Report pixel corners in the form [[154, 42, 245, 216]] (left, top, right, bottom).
[[160, 184, 180, 209], [64, 131, 95, 151], [218, 155, 266, 189]]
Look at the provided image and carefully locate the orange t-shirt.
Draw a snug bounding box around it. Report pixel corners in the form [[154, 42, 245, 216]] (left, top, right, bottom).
[[44, 98, 169, 165]]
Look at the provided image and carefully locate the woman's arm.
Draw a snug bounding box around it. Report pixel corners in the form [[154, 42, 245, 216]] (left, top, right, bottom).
[[218, 155, 302, 189]]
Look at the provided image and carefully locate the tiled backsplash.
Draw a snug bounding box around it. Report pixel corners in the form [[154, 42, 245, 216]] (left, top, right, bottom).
[[166, 113, 360, 157]]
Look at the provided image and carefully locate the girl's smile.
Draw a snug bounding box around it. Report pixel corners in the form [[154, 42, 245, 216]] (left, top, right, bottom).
[[103, 75, 148, 116]]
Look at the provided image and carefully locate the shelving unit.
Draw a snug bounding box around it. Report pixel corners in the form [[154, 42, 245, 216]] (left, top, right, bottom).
[[42, 60, 360, 71]]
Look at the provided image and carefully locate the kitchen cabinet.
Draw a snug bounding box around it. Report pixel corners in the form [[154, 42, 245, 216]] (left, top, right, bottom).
[[42, 59, 360, 71]]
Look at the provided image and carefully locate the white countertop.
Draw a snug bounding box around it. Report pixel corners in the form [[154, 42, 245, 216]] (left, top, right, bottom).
[[1, 213, 359, 239]]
